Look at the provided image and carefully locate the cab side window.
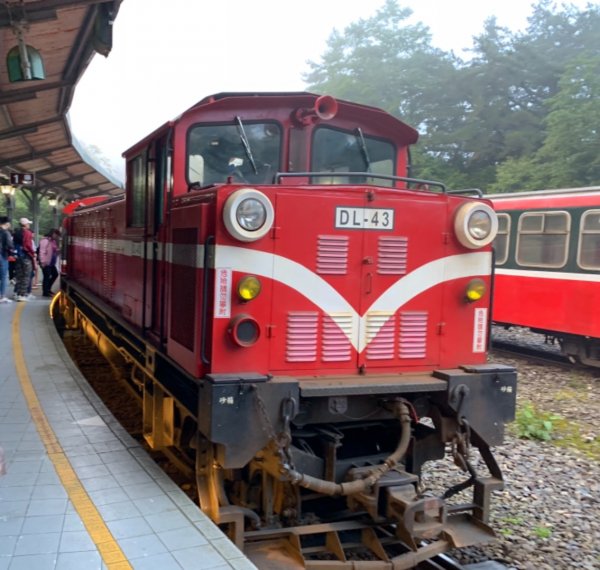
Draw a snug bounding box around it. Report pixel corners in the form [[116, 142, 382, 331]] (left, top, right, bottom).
[[127, 155, 145, 228]]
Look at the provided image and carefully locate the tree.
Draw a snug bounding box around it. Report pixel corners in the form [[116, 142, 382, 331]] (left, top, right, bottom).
[[493, 55, 600, 192], [305, 0, 600, 191]]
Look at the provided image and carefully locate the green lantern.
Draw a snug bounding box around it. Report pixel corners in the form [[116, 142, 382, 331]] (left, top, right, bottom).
[[7, 44, 45, 82]]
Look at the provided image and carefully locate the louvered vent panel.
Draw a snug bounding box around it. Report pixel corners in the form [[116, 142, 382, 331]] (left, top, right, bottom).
[[286, 312, 319, 362], [322, 313, 353, 362], [399, 311, 428, 359], [378, 236, 408, 274], [317, 235, 349, 275], [365, 312, 396, 360]]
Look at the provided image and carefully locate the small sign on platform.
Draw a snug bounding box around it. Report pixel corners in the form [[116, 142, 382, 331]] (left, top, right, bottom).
[[10, 172, 35, 185]]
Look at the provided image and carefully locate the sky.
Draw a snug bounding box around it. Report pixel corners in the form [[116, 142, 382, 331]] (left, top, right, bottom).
[[67, 0, 593, 179]]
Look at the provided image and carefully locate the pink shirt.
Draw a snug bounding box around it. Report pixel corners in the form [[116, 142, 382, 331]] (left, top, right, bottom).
[[39, 237, 58, 267]]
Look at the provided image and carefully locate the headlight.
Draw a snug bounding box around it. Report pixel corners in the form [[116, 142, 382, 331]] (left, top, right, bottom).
[[223, 188, 274, 242], [454, 202, 498, 249], [237, 198, 266, 231], [468, 210, 492, 239]]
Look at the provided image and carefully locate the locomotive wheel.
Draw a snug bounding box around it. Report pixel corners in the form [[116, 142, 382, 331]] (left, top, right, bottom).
[[195, 434, 220, 521]]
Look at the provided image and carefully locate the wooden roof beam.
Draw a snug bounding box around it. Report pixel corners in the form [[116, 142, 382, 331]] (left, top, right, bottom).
[[0, 0, 108, 28], [35, 160, 83, 175], [0, 81, 72, 105], [0, 144, 72, 168], [0, 116, 63, 140]]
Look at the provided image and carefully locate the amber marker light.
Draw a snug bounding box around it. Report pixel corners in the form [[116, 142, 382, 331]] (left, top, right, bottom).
[[466, 278, 486, 302], [238, 275, 261, 301]]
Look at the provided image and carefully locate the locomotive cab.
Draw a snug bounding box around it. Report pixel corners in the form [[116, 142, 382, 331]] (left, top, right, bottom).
[[154, 93, 499, 379]]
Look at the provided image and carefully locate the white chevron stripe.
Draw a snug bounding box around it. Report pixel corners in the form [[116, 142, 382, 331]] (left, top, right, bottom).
[[360, 252, 491, 352], [215, 246, 491, 352], [70, 236, 491, 351]]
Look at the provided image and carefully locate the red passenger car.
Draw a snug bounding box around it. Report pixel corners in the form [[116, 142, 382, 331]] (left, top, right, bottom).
[[59, 93, 516, 567], [490, 187, 600, 366]]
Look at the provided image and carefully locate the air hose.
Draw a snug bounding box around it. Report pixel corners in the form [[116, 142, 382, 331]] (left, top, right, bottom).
[[284, 401, 412, 496]]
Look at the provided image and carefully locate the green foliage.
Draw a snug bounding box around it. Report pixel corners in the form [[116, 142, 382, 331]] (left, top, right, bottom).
[[514, 402, 560, 441], [305, 0, 600, 191], [1, 189, 58, 239], [552, 418, 600, 461], [533, 526, 552, 539], [498, 515, 524, 537]]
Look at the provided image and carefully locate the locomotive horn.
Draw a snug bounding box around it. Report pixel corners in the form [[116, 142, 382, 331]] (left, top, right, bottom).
[[314, 95, 338, 120], [293, 95, 339, 125]]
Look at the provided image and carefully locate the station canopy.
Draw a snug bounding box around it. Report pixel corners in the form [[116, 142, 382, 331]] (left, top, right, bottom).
[[0, 0, 124, 202]]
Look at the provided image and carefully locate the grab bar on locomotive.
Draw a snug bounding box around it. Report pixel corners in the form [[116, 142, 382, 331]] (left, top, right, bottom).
[[274, 171, 447, 193], [447, 188, 484, 197]]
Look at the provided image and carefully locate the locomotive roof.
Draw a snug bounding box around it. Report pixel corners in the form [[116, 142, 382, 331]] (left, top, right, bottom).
[[123, 92, 419, 158]]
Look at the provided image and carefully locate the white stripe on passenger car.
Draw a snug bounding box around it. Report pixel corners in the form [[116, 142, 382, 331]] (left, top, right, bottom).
[[496, 267, 600, 283]]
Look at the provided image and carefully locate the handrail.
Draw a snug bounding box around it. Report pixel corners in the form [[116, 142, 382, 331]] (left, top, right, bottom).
[[447, 188, 483, 197], [273, 171, 447, 193]]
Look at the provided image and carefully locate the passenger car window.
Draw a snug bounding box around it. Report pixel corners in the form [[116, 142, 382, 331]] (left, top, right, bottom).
[[311, 127, 395, 186], [493, 213, 511, 265], [516, 211, 570, 268], [578, 210, 600, 270], [187, 122, 281, 187]]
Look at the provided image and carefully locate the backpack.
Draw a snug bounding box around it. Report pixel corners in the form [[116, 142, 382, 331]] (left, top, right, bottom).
[[12, 227, 25, 258]]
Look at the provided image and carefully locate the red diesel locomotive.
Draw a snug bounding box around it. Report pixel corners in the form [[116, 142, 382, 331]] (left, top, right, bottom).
[[490, 186, 600, 366], [58, 92, 516, 567]]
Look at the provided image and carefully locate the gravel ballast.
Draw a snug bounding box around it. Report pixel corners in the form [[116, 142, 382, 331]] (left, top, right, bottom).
[[423, 328, 600, 569]]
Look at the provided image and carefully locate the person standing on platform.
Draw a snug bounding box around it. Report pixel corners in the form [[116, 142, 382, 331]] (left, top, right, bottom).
[[13, 217, 35, 302], [39, 229, 60, 298], [0, 216, 13, 304]]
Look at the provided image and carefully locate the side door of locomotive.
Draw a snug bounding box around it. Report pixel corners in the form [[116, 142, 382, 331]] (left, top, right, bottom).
[[356, 191, 446, 370], [142, 135, 169, 341]]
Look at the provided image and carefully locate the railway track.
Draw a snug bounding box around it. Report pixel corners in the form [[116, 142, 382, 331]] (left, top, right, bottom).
[[243, 523, 509, 570], [490, 338, 572, 366]]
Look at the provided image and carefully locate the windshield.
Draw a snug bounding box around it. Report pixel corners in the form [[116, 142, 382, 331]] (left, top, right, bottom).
[[187, 122, 281, 186], [311, 127, 395, 186]]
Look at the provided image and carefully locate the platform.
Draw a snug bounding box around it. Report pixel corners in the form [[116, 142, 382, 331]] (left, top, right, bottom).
[[0, 294, 256, 570]]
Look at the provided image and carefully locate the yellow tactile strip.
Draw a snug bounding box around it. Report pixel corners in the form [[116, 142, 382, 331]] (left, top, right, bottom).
[[12, 303, 133, 570]]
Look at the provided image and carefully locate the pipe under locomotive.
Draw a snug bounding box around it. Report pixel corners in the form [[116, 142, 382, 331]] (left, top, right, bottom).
[[56, 92, 516, 568]]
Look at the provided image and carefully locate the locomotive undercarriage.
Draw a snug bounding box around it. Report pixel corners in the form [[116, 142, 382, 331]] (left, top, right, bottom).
[[55, 287, 517, 568], [204, 379, 514, 568]]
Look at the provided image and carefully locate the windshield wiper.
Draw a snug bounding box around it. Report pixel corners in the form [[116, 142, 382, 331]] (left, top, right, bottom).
[[355, 127, 372, 171], [235, 116, 258, 175]]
